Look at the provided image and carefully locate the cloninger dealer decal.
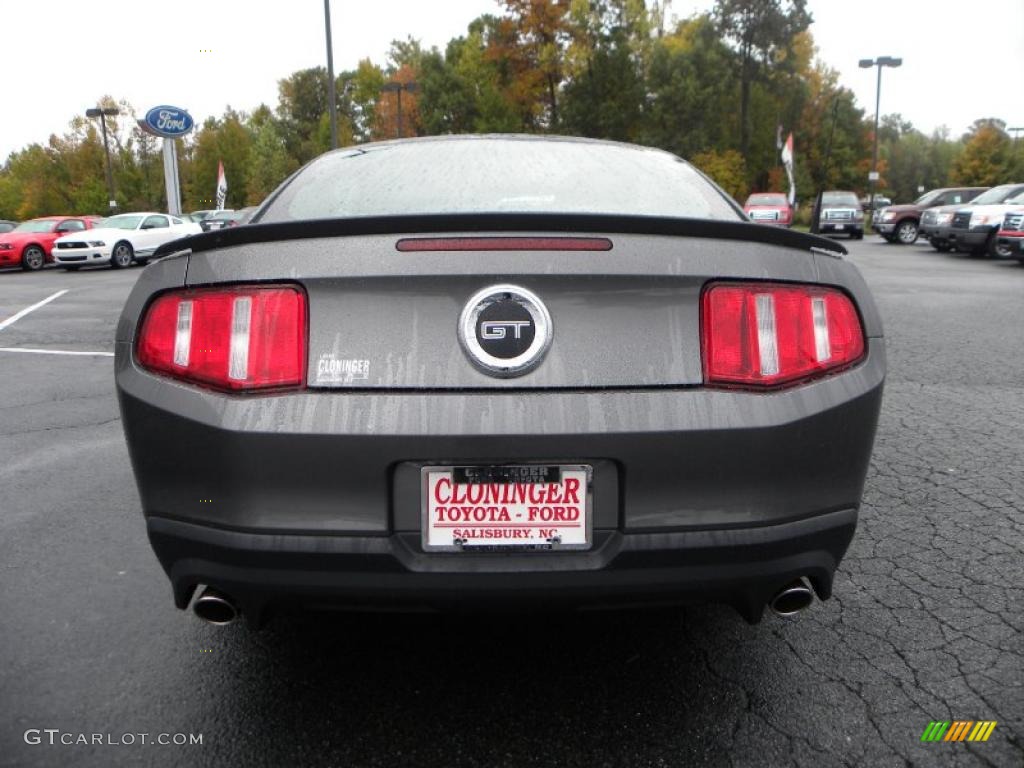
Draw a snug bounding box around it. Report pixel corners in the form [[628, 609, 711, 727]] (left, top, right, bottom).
[[422, 465, 591, 551], [315, 353, 370, 385]]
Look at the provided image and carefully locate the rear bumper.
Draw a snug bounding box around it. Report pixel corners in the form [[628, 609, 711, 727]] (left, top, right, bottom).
[[118, 337, 884, 622], [148, 507, 858, 625]]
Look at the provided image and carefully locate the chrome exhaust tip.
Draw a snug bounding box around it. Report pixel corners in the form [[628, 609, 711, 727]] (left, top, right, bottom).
[[193, 586, 238, 625], [769, 578, 814, 618]]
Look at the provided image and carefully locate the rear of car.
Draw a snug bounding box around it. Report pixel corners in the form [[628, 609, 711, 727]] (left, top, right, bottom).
[[817, 191, 864, 238], [743, 193, 792, 227], [116, 136, 885, 628], [199, 209, 245, 231]]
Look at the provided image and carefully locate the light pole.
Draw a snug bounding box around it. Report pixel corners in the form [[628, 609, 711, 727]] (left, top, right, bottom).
[[381, 81, 418, 138], [858, 56, 901, 217], [86, 106, 119, 211], [323, 0, 338, 149]]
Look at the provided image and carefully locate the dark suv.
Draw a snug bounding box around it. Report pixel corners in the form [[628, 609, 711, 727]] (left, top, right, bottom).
[[873, 187, 986, 245]]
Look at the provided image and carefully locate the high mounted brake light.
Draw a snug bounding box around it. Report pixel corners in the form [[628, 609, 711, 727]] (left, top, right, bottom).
[[136, 285, 306, 391], [701, 282, 865, 389], [395, 237, 613, 251]]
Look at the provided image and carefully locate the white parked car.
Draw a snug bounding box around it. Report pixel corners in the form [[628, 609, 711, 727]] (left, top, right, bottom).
[[52, 212, 201, 270]]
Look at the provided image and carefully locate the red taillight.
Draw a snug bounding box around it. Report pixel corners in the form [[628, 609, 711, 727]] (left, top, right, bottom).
[[701, 282, 865, 389], [137, 285, 306, 391]]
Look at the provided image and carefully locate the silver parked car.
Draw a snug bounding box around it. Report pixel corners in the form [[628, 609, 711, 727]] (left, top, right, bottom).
[[116, 136, 885, 628]]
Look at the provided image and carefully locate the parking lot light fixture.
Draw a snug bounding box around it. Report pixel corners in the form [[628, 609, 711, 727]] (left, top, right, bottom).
[[86, 106, 120, 212], [380, 81, 419, 138], [859, 57, 902, 217]]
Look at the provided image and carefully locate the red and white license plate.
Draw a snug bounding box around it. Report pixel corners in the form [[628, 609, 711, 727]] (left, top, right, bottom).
[[422, 465, 592, 551]]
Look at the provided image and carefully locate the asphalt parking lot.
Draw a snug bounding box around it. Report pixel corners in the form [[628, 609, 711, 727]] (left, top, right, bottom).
[[1, 241, 1021, 768]]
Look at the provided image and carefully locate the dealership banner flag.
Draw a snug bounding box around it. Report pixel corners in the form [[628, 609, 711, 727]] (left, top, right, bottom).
[[215, 161, 227, 210], [780, 132, 796, 206]]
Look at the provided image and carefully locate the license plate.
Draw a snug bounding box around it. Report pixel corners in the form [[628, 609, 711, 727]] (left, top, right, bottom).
[[834, 223, 845, 230], [422, 464, 592, 551]]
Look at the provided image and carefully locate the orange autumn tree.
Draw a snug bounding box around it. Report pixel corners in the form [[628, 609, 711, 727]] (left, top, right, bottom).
[[374, 64, 422, 140], [489, 0, 572, 130]]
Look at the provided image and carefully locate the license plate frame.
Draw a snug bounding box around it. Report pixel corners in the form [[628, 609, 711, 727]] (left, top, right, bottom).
[[421, 464, 593, 552]]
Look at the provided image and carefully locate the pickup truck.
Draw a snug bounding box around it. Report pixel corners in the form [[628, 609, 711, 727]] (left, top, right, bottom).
[[873, 187, 986, 245], [816, 191, 864, 239], [946, 183, 1024, 257], [995, 210, 1024, 263]]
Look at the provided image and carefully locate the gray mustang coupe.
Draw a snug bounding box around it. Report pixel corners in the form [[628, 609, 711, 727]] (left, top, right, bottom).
[[116, 135, 885, 627]]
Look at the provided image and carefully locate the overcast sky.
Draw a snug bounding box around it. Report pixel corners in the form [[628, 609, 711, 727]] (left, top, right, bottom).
[[3, 0, 1022, 159]]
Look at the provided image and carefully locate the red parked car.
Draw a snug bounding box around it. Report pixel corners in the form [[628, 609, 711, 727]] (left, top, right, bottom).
[[0, 216, 100, 271], [743, 192, 792, 227]]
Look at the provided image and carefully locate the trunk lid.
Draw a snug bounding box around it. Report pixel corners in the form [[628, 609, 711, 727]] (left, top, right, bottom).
[[183, 228, 824, 391]]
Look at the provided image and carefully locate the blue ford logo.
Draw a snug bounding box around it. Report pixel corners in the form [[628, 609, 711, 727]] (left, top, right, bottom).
[[144, 105, 194, 138]]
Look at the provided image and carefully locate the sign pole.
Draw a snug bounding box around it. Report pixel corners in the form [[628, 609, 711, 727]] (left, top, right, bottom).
[[139, 105, 193, 216], [162, 139, 182, 215]]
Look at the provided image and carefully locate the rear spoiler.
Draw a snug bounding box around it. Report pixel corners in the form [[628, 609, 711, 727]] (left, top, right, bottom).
[[155, 213, 847, 259]]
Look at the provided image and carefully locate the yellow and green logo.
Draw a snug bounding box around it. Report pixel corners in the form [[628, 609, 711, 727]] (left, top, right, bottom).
[[921, 721, 997, 743]]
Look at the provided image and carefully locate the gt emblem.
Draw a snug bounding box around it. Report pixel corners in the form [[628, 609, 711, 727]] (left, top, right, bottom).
[[480, 320, 532, 340], [458, 285, 552, 378]]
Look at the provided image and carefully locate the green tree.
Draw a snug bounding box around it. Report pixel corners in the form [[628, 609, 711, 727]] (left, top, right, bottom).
[[691, 148, 748, 200], [713, 0, 811, 157], [347, 58, 388, 141], [638, 15, 738, 158], [790, 61, 869, 199], [950, 119, 1013, 186], [188, 109, 254, 210], [416, 21, 521, 135], [276, 67, 356, 161], [874, 114, 964, 202], [247, 120, 296, 205], [560, 0, 648, 141]]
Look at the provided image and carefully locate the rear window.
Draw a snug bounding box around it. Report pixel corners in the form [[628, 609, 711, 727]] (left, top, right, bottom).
[[258, 137, 743, 223]]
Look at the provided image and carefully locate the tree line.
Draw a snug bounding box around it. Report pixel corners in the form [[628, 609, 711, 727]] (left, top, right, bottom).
[[1, 0, 1021, 221]]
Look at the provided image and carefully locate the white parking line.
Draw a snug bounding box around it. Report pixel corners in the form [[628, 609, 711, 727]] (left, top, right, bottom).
[[0, 347, 114, 357], [0, 290, 69, 330]]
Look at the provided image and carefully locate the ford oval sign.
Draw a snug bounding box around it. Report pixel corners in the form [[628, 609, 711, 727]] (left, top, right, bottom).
[[144, 105, 194, 138]]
